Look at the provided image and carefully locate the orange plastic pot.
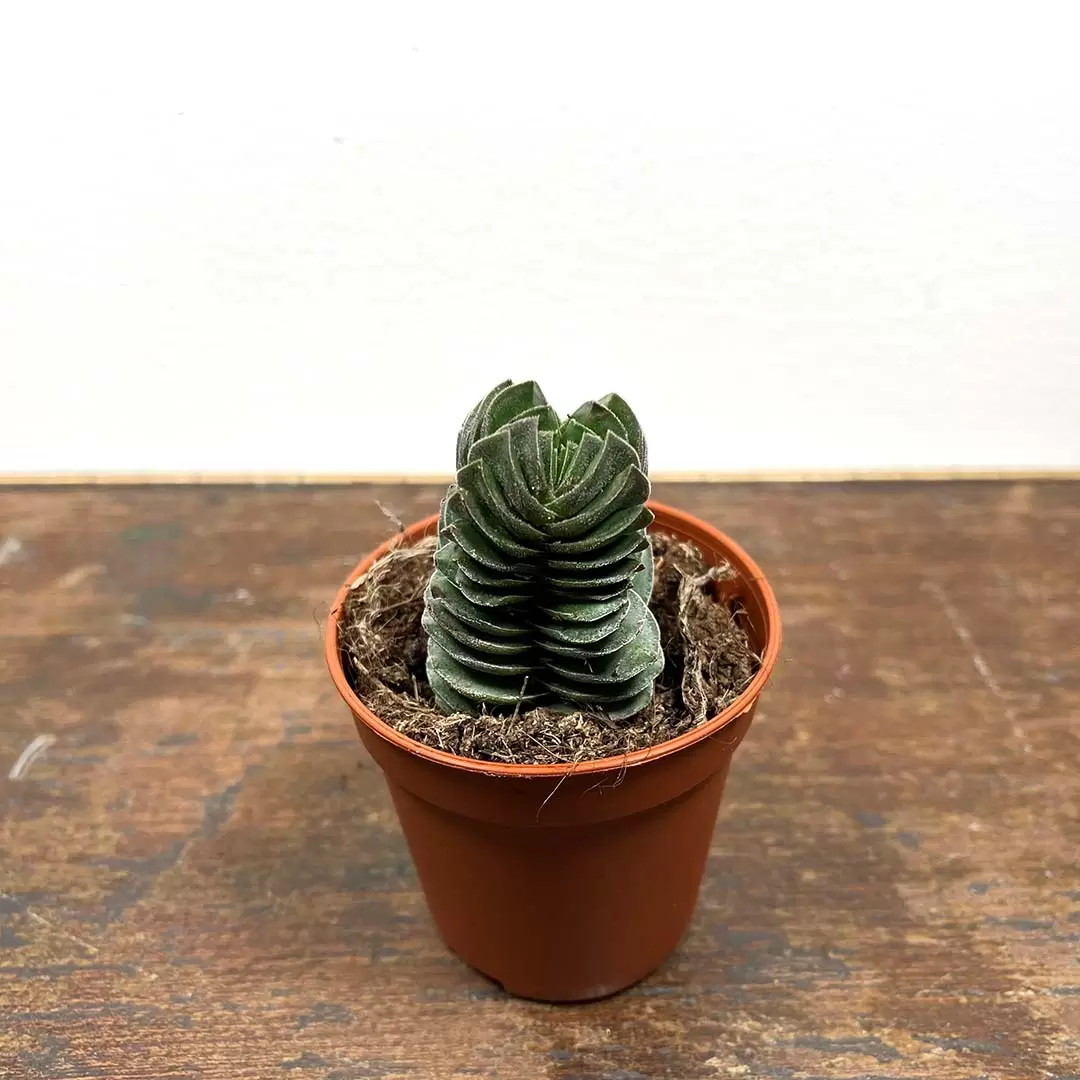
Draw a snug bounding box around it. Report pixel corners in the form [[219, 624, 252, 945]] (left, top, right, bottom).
[[325, 501, 781, 1002]]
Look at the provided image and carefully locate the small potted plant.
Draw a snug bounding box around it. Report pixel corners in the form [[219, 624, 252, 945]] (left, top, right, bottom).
[[325, 380, 781, 1001]]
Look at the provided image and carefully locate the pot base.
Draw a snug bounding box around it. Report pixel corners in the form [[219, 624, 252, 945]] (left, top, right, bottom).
[[464, 962, 656, 1005]]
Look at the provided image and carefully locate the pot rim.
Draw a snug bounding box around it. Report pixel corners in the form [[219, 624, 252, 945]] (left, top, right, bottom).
[[324, 499, 781, 778]]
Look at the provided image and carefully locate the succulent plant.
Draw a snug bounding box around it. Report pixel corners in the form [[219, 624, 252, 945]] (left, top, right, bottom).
[[422, 380, 663, 720]]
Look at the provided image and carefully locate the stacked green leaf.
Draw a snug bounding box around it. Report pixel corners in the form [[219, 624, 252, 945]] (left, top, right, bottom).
[[422, 379, 664, 720]]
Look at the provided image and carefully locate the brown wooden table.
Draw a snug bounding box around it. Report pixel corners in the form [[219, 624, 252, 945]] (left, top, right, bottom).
[[1, 481, 1077, 1080]]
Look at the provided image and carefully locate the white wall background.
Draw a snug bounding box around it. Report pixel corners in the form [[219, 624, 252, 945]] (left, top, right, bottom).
[[1, 3, 1078, 476]]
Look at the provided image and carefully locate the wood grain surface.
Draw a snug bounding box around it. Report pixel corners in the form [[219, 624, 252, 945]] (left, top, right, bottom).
[[1, 482, 1077, 1080]]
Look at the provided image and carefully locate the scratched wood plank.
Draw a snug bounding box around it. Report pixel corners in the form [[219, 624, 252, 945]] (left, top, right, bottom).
[[0, 481, 1077, 1080]]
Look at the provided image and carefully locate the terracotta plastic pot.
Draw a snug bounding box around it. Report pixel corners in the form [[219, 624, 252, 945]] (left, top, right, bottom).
[[325, 501, 781, 1002]]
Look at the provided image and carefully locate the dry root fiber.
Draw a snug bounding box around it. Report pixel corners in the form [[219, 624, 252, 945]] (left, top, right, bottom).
[[338, 531, 758, 766]]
